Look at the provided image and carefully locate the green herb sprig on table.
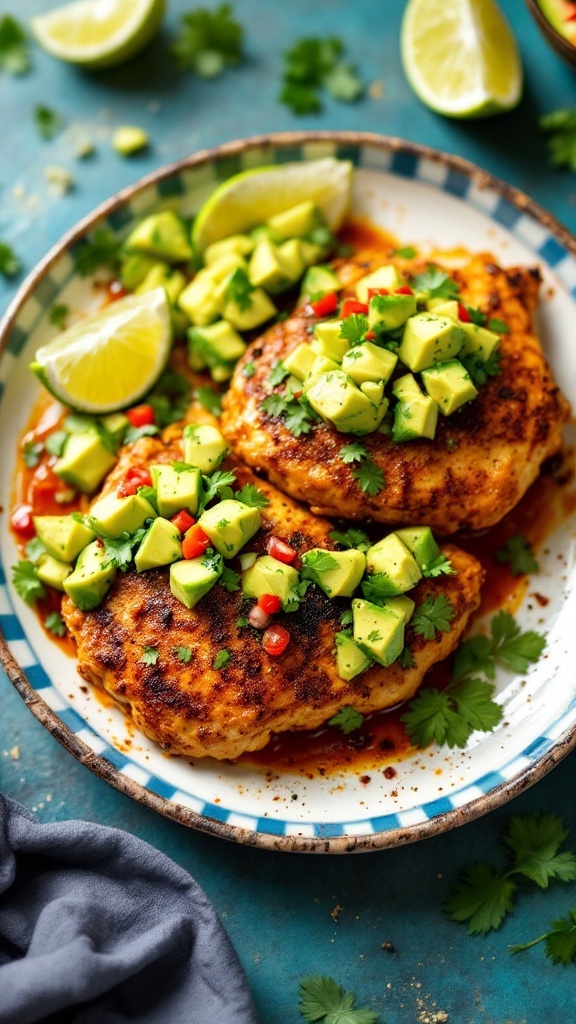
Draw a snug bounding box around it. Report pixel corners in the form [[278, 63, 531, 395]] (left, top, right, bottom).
[[298, 975, 379, 1024], [280, 37, 364, 115], [0, 241, 21, 278], [171, 4, 244, 78], [0, 15, 31, 75], [539, 109, 576, 171]]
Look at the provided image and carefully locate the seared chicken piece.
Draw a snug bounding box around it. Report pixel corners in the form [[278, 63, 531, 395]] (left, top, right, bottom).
[[220, 253, 568, 534], [62, 438, 483, 761]]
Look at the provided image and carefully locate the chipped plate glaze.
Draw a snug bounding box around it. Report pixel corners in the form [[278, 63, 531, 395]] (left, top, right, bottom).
[[1, 132, 575, 852]]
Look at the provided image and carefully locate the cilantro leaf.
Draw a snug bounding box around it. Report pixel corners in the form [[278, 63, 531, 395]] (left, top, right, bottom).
[[460, 347, 501, 386], [329, 527, 371, 551], [399, 645, 416, 670], [45, 429, 69, 457], [340, 608, 353, 628], [284, 400, 316, 437], [235, 483, 270, 508], [489, 610, 546, 674], [280, 80, 321, 115], [269, 360, 290, 387], [23, 440, 44, 468], [261, 392, 289, 418], [394, 246, 417, 259], [219, 566, 241, 592], [539, 109, 576, 171], [283, 578, 311, 612], [224, 267, 254, 311], [301, 549, 339, 584], [328, 706, 364, 734], [323, 61, 364, 102], [340, 313, 369, 346], [174, 646, 192, 663], [352, 459, 385, 497], [45, 611, 66, 637], [462, 304, 487, 327], [49, 303, 69, 330], [12, 560, 46, 605], [494, 534, 539, 576], [280, 37, 365, 116], [410, 267, 460, 300], [422, 554, 455, 578], [201, 468, 237, 508], [34, 105, 64, 140], [361, 573, 395, 603], [171, 4, 244, 77], [339, 441, 367, 464], [146, 370, 191, 427], [444, 863, 516, 936], [0, 241, 21, 278], [298, 975, 379, 1024], [213, 649, 231, 670], [486, 317, 510, 334], [0, 15, 30, 75], [195, 386, 222, 417], [141, 646, 159, 666], [243, 361, 256, 379], [401, 677, 502, 749], [510, 910, 576, 963], [73, 227, 121, 277], [25, 537, 46, 563], [412, 595, 455, 639], [503, 813, 576, 889]]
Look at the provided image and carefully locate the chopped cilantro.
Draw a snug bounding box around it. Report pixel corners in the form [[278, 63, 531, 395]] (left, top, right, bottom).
[[399, 645, 416, 670], [235, 483, 270, 508], [460, 347, 501, 386], [194, 386, 223, 417], [283, 578, 311, 612], [422, 554, 455, 579], [171, 4, 244, 78], [0, 15, 30, 75], [49, 303, 69, 330], [328, 705, 364, 734], [0, 241, 21, 278], [486, 317, 510, 334], [339, 313, 369, 346], [269, 360, 290, 387], [410, 266, 460, 300], [280, 37, 364, 115], [141, 646, 159, 666], [174, 646, 192, 663], [34, 105, 65, 140], [539, 109, 576, 171], [44, 430, 68, 457], [23, 441, 44, 468], [25, 537, 46, 563], [73, 227, 121, 277], [45, 611, 66, 637], [339, 441, 367, 464], [219, 566, 241, 592], [329, 527, 371, 551], [339, 607, 354, 628], [236, 616, 249, 628], [394, 246, 417, 259], [11, 560, 46, 605], [412, 595, 456, 639], [494, 534, 539, 576], [353, 459, 385, 497], [301, 549, 339, 585], [224, 267, 254, 311], [213, 648, 231, 670], [243, 361, 256, 379]]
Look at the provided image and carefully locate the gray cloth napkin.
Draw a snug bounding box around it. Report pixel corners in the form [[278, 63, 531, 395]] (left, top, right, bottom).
[[0, 795, 260, 1024]]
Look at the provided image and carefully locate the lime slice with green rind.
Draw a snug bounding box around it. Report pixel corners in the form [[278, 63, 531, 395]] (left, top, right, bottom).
[[401, 0, 522, 119], [32, 288, 172, 414], [192, 158, 353, 253], [31, 0, 165, 70]]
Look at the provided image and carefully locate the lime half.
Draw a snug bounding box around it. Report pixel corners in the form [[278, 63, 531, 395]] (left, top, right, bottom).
[[31, 288, 172, 414], [192, 158, 353, 253], [401, 0, 522, 118], [31, 0, 165, 70]]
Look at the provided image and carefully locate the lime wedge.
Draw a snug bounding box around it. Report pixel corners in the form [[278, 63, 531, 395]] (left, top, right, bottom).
[[401, 0, 522, 118], [192, 158, 353, 253], [31, 0, 165, 70], [31, 288, 172, 414]]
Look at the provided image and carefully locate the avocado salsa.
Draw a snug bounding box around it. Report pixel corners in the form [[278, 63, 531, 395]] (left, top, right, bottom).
[[11, 192, 506, 684]]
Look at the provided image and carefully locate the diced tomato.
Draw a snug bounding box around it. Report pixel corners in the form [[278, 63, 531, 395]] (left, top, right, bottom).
[[367, 287, 389, 299], [341, 298, 368, 318], [267, 536, 297, 564], [364, 330, 376, 341], [11, 504, 35, 538], [395, 285, 413, 295], [118, 467, 152, 497], [248, 604, 271, 630], [182, 525, 211, 560], [310, 292, 338, 317], [171, 510, 196, 534], [262, 624, 291, 656], [458, 303, 471, 323], [258, 593, 282, 615], [126, 404, 156, 428]]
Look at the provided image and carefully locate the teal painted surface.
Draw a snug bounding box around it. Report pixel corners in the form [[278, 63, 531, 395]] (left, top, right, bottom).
[[1, 1, 576, 1020]]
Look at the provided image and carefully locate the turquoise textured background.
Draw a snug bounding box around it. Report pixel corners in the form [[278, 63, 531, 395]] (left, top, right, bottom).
[[1, 1, 576, 1020]]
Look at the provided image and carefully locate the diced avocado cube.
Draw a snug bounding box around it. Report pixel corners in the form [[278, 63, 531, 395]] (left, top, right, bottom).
[[360, 381, 385, 406], [428, 298, 460, 319], [299, 240, 327, 267], [170, 555, 221, 609], [37, 553, 72, 591], [366, 534, 422, 594], [392, 395, 438, 443], [421, 359, 478, 415], [124, 210, 192, 264], [368, 292, 416, 332], [335, 632, 372, 681], [310, 354, 341, 377], [267, 200, 321, 239], [398, 313, 465, 372], [171, 307, 191, 341], [54, 431, 117, 495], [198, 499, 261, 557], [392, 373, 421, 400], [311, 320, 348, 361], [63, 540, 117, 611], [223, 286, 277, 331], [207, 253, 249, 286], [305, 370, 371, 426], [301, 548, 366, 598], [248, 239, 292, 293], [394, 527, 440, 573], [355, 265, 404, 303], [183, 424, 228, 473], [87, 493, 156, 537], [33, 514, 95, 563], [300, 264, 341, 301], [352, 597, 405, 667], [100, 413, 129, 444], [249, 224, 284, 246], [178, 270, 222, 327], [241, 554, 299, 603], [136, 265, 187, 305], [459, 322, 500, 361], [283, 343, 317, 382], [120, 253, 160, 291], [341, 341, 397, 385], [150, 462, 202, 518], [188, 320, 247, 378], [277, 239, 306, 282], [134, 517, 182, 572], [384, 594, 416, 626], [203, 234, 254, 265]]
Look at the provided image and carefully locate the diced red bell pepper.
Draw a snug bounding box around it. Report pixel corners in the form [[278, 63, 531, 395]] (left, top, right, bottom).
[[310, 292, 339, 317], [182, 524, 211, 560], [171, 510, 196, 535], [367, 287, 389, 299], [267, 536, 297, 564], [364, 330, 376, 341], [126, 404, 156, 428], [395, 285, 413, 295], [262, 624, 291, 656], [118, 466, 152, 497], [458, 303, 471, 323], [258, 593, 282, 615], [341, 298, 368, 318]]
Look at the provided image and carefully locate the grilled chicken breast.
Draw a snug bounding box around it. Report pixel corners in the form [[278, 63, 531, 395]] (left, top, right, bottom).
[[220, 252, 568, 534], [62, 437, 483, 761]]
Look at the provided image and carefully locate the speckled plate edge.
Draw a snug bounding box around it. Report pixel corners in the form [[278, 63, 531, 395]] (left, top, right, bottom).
[[1, 129, 576, 854]]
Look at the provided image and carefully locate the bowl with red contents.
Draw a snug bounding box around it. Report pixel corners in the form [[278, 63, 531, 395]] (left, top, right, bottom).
[[525, 0, 576, 68]]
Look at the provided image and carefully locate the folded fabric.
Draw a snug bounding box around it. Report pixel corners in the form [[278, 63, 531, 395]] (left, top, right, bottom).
[[0, 795, 261, 1024]]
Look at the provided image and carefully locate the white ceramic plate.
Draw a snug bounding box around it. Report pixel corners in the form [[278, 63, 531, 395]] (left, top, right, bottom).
[[1, 132, 575, 852]]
